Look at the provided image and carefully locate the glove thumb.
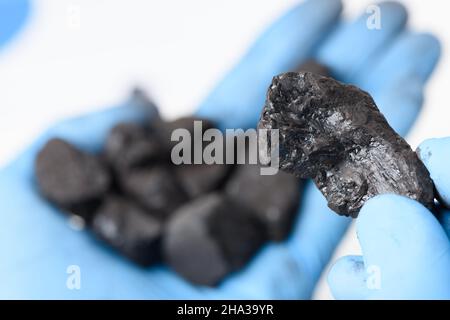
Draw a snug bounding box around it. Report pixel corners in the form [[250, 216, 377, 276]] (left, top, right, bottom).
[[328, 194, 450, 299], [328, 255, 373, 299]]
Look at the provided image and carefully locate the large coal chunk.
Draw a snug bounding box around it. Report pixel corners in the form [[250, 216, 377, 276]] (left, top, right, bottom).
[[225, 164, 302, 241], [35, 138, 110, 220], [105, 122, 164, 172], [92, 196, 162, 266], [258, 72, 435, 217], [120, 166, 187, 219], [163, 193, 266, 286]]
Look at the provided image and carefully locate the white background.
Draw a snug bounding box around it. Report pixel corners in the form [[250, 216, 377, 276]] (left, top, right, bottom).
[[0, 0, 448, 299]]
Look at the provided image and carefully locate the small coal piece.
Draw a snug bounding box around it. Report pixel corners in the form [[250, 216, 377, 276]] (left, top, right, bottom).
[[152, 116, 216, 152], [131, 87, 160, 116], [175, 164, 232, 199], [105, 122, 164, 171], [258, 72, 435, 217], [120, 166, 187, 219], [295, 59, 330, 77], [92, 196, 162, 266], [35, 138, 110, 220], [225, 164, 302, 241], [163, 193, 267, 286], [173, 126, 237, 198]]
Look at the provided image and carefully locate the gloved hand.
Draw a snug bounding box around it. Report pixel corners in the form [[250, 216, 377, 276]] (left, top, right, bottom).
[[0, 0, 29, 49], [0, 0, 441, 298], [327, 138, 450, 300]]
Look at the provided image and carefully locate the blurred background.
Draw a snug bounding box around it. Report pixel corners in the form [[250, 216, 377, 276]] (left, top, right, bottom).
[[0, 0, 448, 299]]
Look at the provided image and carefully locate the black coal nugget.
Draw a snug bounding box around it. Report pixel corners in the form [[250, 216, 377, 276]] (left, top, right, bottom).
[[131, 87, 160, 115], [258, 72, 435, 217], [35, 138, 110, 220], [105, 122, 163, 171], [175, 164, 232, 199], [163, 193, 267, 286], [173, 128, 236, 198], [120, 166, 187, 219], [92, 196, 162, 266], [225, 164, 302, 241], [152, 116, 216, 152]]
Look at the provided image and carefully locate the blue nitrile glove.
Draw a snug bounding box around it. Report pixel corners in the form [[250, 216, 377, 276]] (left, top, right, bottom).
[[0, 0, 29, 49], [327, 138, 450, 300], [0, 0, 441, 299]]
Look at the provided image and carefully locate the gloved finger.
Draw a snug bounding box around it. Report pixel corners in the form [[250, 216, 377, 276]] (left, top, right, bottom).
[[372, 75, 423, 137], [287, 181, 351, 286], [356, 194, 450, 299], [360, 33, 440, 93], [361, 33, 440, 136], [327, 255, 371, 300], [196, 0, 342, 130], [0, 0, 30, 49], [5, 94, 156, 177], [440, 209, 450, 239], [417, 137, 450, 207], [317, 1, 407, 83]]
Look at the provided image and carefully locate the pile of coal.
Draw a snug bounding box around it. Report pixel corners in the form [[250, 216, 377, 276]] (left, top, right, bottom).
[[258, 71, 435, 217], [34, 90, 304, 286]]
